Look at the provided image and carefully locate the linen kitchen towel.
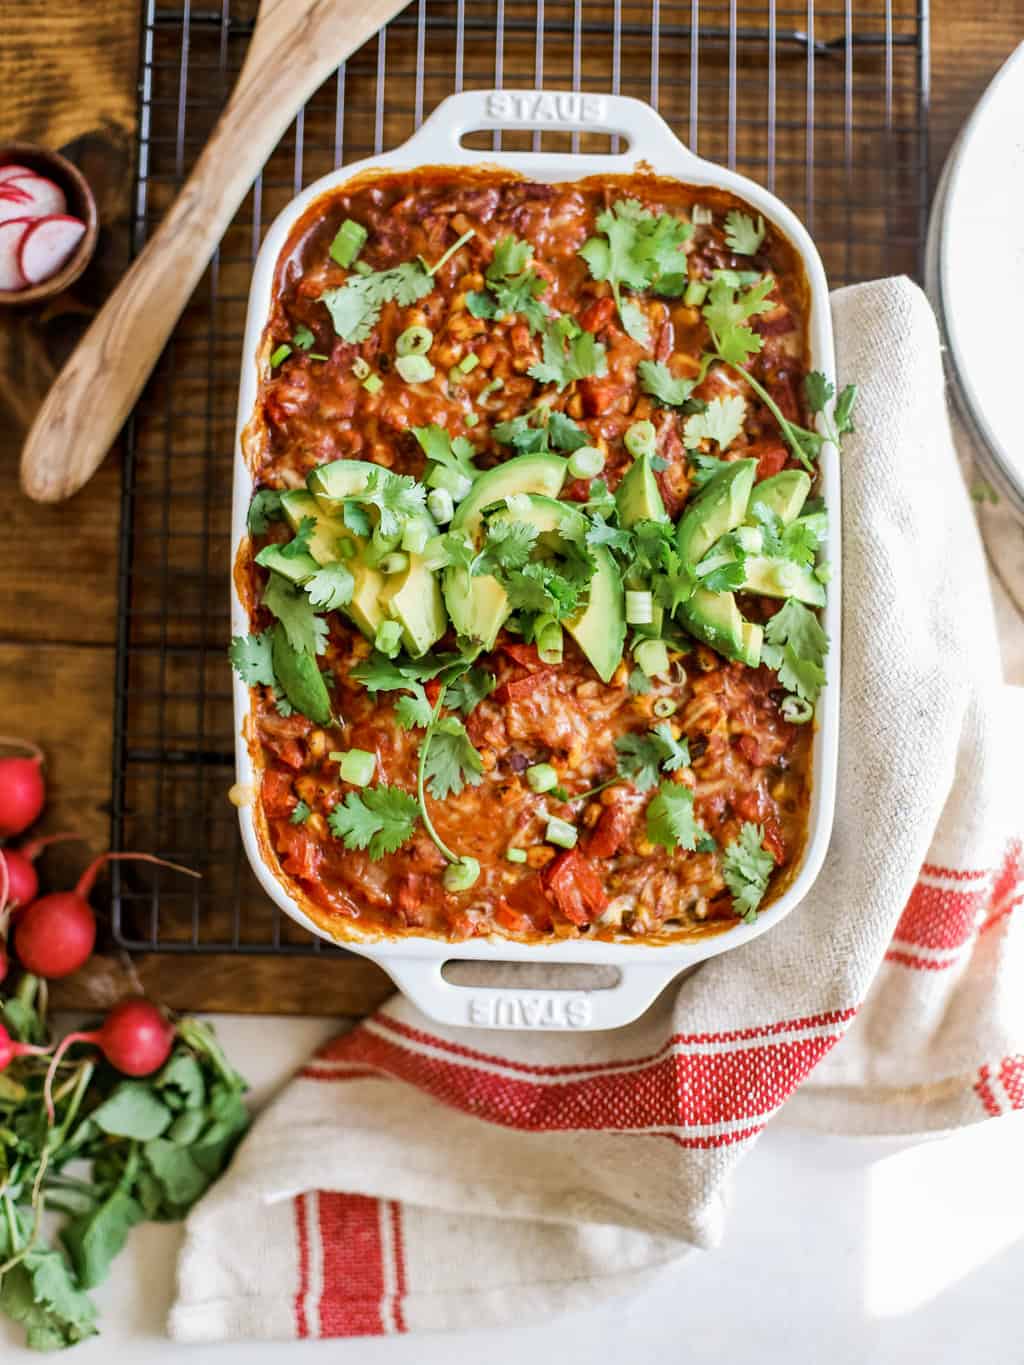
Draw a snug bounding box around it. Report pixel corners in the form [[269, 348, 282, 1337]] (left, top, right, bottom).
[[171, 277, 1024, 1343]]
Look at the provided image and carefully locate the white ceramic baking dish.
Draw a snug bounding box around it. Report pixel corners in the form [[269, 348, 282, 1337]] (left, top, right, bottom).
[[231, 89, 841, 1032]]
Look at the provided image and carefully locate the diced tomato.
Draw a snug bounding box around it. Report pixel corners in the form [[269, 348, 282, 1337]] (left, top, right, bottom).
[[585, 801, 634, 859], [731, 789, 765, 824], [493, 669, 556, 704], [762, 818, 785, 864], [579, 296, 616, 334], [500, 642, 545, 670], [262, 768, 297, 819], [266, 738, 304, 771], [503, 871, 554, 933], [274, 822, 323, 881], [746, 439, 788, 480], [541, 848, 608, 926], [394, 873, 442, 926], [561, 477, 591, 502], [737, 735, 765, 768], [424, 679, 442, 706], [494, 898, 532, 934], [579, 378, 625, 417]]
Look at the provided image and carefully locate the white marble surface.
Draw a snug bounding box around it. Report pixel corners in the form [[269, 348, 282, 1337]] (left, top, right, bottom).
[[3, 1014, 1021, 1364]]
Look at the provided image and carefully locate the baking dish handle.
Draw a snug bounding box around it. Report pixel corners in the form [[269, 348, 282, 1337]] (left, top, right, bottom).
[[404, 89, 696, 168], [379, 957, 683, 1032]]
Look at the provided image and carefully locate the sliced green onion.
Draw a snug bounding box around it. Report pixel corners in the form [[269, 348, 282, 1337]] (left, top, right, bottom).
[[374, 620, 403, 657], [545, 817, 578, 850], [464, 412, 479, 427], [506, 847, 528, 864], [781, 695, 814, 724], [269, 343, 291, 368], [535, 617, 563, 664], [309, 353, 329, 361], [526, 763, 558, 794], [351, 357, 371, 380], [378, 551, 409, 576], [635, 637, 670, 678], [567, 445, 605, 479], [456, 352, 480, 374], [362, 373, 383, 394], [338, 748, 376, 786], [429, 228, 476, 277], [401, 521, 429, 554], [625, 590, 654, 625], [336, 537, 356, 560], [353, 260, 373, 277], [428, 465, 473, 502], [396, 325, 433, 357], [479, 377, 504, 401], [624, 420, 656, 459], [443, 855, 481, 891], [330, 218, 367, 267], [652, 697, 678, 718], [691, 204, 713, 226], [426, 488, 455, 525], [684, 280, 708, 306], [395, 355, 436, 384]]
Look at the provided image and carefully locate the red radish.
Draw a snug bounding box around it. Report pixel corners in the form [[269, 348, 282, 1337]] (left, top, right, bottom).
[[0, 218, 31, 289], [0, 164, 36, 184], [0, 183, 31, 204], [43, 998, 174, 1118], [0, 1022, 49, 1072], [13, 851, 199, 980], [19, 215, 86, 286], [1, 835, 84, 913], [0, 738, 46, 835], [2, 173, 66, 218]]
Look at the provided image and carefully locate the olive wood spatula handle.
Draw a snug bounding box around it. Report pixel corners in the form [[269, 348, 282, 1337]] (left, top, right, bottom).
[[20, 0, 408, 503]]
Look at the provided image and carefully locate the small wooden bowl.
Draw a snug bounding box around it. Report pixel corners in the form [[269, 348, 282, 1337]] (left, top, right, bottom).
[[0, 141, 99, 306]]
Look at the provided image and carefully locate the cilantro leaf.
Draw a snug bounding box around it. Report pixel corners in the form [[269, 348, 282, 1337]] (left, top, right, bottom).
[[328, 785, 420, 858], [263, 573, 328, 656], [305, 562, 355, 611], [761, 598, 828, 702], [395, 693, 434, 730], [473, 518, 539, 576], [492, 408, 586, 455], [683, 394, 746, 451], [703, 274, 775, 366], [290, 800, 311, 825], [503, 561, 583, 618], [228, 630, 275, 686], [638, 359, 699, 408], [689, 452, 731, 489], [272, 683, 294, 716], [646, 780, 701, 850], [293, 325, 315, 350], [722, 821, 775, 921], [580, 199, 693, 342], [469, 235, 550, 334], [547, 411, 589, 452], [724, 210, 766, 256], [341, 500, 372, 538], [698, 554, 748, 594], [321, 260, 433, 342], [834, 385, 857, 435], [529, 316, 607, 391], [247, 489, 285, 535], [584, 512, 634, 554], [278, 516, 316, 559], [413, 424, 480, 482], [350, 650, 462, 692], [445, 666, 496, 715], [423, 716, 484, 799], [804, 370, 833, 413], [348, 467, 427, 538], [614, 724, 691, 791]]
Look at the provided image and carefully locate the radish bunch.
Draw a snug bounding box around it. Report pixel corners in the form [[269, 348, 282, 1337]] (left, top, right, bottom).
[[0, 163, 87, 291]]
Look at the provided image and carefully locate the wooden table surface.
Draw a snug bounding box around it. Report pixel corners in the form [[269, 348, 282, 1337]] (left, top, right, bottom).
[[0, 0, 1019, 1016]]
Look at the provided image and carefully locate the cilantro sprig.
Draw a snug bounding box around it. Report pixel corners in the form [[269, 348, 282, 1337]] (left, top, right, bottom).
[[493, 407, 588, 456], [760, 598, 829, 703], [466, 235, 550, 334], [614, 724, 690, 791], [321, 260, 433, 343], [646, 781, 703, 851], [529, 315, 607, 391], [683, 394, 746, 452], [722, 822, 775, 922], [328, 785, 420, 858], [412, 424, 480, 484], [580, 198, 692, 344], [341, 467, 427, 539], [723, 210, 766, 256]]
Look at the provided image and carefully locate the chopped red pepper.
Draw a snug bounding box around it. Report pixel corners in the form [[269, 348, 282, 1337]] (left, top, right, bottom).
[[541, 848, 608, 926], [262, 769, 297, 819]]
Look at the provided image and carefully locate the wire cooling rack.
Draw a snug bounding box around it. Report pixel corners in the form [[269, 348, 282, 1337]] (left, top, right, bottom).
[[111, 0, 930, 954]]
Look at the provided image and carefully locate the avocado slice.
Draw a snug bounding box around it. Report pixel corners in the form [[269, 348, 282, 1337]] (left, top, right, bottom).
[[489, 495, 625, 682], [444, 453, 568, 647], [254, 545, 319, 585], [745, 470, 811, 527], [677, 459, 757, 567], [271, 624, 332, 724], [615, 453, 667, 528], [679, 589, 763, 667], [305, 461, 445, 655], [280, 490, 355, 565], [741, 556, 826, 607]]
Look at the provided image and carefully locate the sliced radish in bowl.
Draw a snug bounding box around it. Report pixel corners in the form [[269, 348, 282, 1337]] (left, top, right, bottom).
[[3, 174, 66, 219], [0, 218, 32, 290], [18, 215, 86, 286], [0, 194, 35, 225], [0, 164, 36, 184]]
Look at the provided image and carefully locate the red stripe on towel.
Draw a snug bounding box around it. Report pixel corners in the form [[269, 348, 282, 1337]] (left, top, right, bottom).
[[317, 1193, 387, 1338]]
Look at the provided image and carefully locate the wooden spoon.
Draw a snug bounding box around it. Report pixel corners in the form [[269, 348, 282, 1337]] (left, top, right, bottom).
[[20, 0, 409, 503]]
